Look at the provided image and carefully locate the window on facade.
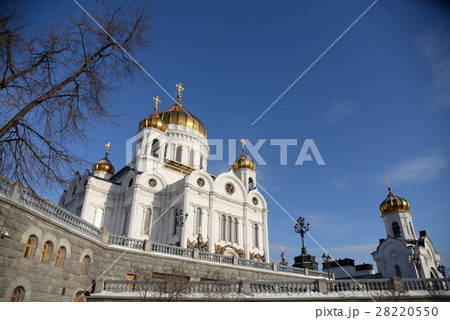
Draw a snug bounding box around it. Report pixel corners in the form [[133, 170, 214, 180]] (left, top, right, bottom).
[[55, 247, 66, 267], [200, 156, 204, 169], [9, 286, 25, 302], [81, 255, 90, 275], [409, 222, 414, 237], [248, 178, 254, 190], [126, 274, 136, 291], [164, 144, 168, 159], [22, 236, 36, 259], [75, 291, 85, 302], [40, 241, 53, 263], [392, 222, 401, 238], [253, 224, 259, 248], [227, 216, 232, 242], [151, 139, 160, 158], [234, 218, 239, 244], [176, 146, 182, 162], [173, 209, 178, 235], [395, 265, 402, 277]]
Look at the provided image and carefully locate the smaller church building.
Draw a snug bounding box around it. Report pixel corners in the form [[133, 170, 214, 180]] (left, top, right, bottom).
[[371, 185, 445, 279]]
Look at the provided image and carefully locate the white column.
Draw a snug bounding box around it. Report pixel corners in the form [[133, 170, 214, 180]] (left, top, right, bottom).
[[180, 185, 189, 248], [243, 203, 249, 259], [262, 210, 269, 262], [208, 193, 215, 252]]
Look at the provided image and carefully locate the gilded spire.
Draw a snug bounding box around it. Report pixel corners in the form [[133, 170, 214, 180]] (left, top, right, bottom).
[[153, 96, 161, 113], [240, 138, 246, 153], [176, 83, 184, 102], [104, 142, 111, 156]]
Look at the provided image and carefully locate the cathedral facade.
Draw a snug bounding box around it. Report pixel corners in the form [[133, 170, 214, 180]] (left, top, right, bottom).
[[58, 85, 269, 262]]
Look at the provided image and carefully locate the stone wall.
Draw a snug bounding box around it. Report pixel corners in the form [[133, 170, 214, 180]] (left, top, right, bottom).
[[0, 195, 318, 302]]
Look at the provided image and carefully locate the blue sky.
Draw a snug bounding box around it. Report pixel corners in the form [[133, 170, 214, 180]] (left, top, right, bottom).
[[21, 0, 450, 271]]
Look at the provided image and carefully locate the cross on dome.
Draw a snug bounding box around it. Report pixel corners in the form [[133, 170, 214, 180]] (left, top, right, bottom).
[[240, 138, 246, 153], [153, 96, 161, 113], [176, 83, 184, 102], [105, 142, 111, 156]]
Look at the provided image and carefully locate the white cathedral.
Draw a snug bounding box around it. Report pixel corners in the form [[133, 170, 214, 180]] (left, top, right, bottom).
[[58, 84, 269, 262]]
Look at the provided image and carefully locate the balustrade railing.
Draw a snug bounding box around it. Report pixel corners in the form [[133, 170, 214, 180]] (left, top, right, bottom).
[[328, 279, 390, 292], [198, 251, 234, 264], [402, 278, 450, 291], [238, 258, 273, 270], [151, 242, 193, 258], [108, 235, 145, 250], [251, 280, 318, 294], [0, 176, 102, 240], [277, 265, 306, 275], [185, 281, 241, 295]]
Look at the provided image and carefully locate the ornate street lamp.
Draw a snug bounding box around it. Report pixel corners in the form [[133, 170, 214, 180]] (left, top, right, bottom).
[[175, 209, 188, 246], [322, 253, 331, 280], [294, 216, 310, 254]]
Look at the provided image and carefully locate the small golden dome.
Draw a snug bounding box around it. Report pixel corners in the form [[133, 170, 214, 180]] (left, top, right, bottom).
[[139, 113, 167, 132], [92, 156, 115, 175], [232, 139, 255, 170], [232, 153, 255, 170], [139, 96, 168, 132], [158, 102, 207, 138], [92, 142, 115, 175], [379, 187, 410, 214]]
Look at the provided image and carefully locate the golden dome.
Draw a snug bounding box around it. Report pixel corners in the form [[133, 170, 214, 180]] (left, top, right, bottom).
[[139, 96, 168, 132], [379, 187, 410, 214], [158, 102, 207, 138], [92, 156, 115, 175], [232, 139, 255, 170], [92, 142, 115, 175]]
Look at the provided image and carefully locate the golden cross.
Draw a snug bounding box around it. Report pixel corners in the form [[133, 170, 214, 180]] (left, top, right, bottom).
[[176, 83, 184, 101], [385, 177, 391, 191], [281, 245, 284, 252], [153, 96, 161, 113], [105, 142, 111, 155], [240, 138, 246, 153], [198, 226, 202, 235]]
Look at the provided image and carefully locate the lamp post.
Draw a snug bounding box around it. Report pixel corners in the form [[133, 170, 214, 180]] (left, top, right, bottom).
[[322, 253, 331, 280], [294, 217, 309, 254], [175, 209, 188, 247]]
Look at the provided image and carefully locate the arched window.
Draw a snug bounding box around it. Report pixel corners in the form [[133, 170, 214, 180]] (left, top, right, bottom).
[[9, 286, 25, 302], [173, 209, 178, 235], [55, 247, 66, 267], [248, 178, 254, 190], [81, 255, 90, 275], [395, 265, 402, 277], [392, 222, 401, 238], [200, 156, 204, 169], [227, 216, 232, 242], [253, 224, 259, 248], [22, 236, 36, 259], [40, 241, 53, 263], [151, 139, 160, 158], [176, 146, 182, 162], [164, 144, 168, 159]]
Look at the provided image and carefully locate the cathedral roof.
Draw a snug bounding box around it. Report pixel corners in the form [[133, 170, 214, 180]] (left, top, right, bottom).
[[92, 143, 115, 175], [379, 187, 410, 214], [232, 139, 255, 171], [139, 96, 168, 132], [158, 102, 207, 137]]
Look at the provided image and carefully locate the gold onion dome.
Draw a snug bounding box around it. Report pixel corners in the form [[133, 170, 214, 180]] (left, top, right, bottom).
[[232, 139, 255, 171], [92, 143, 115, 175], [379, 186, 410, 214], [139, 96, 168, 132]]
